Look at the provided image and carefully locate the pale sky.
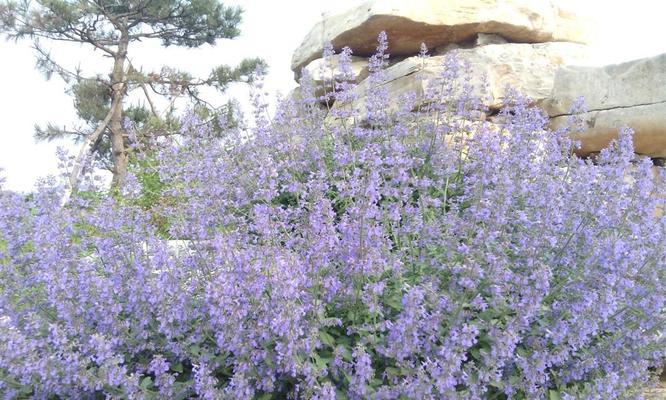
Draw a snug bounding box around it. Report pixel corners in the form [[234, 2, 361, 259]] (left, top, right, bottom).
[[1, 0, 665, 192]]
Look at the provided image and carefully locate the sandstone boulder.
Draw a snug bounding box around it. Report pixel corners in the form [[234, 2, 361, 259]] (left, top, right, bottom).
[[545, 53, 666, 158], [299, 54, 369, 97], [291, 0, 590, 73], [550, 102, 666, 158], [301, 54, 369, 83], [543, 53, 666, 116], [328, 42, 587, 122]]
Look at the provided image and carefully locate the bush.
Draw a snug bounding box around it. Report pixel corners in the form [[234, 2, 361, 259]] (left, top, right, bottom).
[[0, 34, 664, 399]]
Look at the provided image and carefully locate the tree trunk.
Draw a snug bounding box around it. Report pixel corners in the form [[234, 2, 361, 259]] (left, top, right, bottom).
[[61, 97, 117, 207], [109, 30, 129, 188]]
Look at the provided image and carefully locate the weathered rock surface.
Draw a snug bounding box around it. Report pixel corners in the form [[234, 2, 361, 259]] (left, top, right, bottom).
[[305, 54, 368, 83], [299, 54, 369, 91], [550, 102, 666, 158], [644, 375, 666, 399], [475, 33, 509, 46], [546, 54, 666, 158], [431, 33, 508, 55], [328, 42, 587, 121], [290, 0, 666, 171], [543, 53, 666, 116], [291, 0, 590, 73], [644, 388, 666, 400]]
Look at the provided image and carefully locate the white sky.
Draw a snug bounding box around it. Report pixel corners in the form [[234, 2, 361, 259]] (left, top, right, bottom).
[[1, 0, 665, 192]]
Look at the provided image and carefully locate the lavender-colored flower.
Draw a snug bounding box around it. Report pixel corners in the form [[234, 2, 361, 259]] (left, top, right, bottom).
[[0, 32, 663, 399]]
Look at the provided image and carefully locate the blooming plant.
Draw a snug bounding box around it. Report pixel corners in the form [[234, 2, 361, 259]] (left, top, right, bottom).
[[0, 33, 664, 399]]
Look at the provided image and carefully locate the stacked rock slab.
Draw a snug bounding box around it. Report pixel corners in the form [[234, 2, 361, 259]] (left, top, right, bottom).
[[326, 42, 588, 122], [291, 0, 666, 165], [290, 0, 591, 121], [544, 53, 666, 158], [291, 0, 590, 74]]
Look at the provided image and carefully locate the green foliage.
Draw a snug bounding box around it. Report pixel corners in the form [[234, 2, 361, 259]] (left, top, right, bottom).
[[124, 105, 152, 126], [0, 0, 244, 46], [132, 154, 165, 211], [211, 57, 268, 87], [72, 79, 111, 123], [0, 0, 266, 181]]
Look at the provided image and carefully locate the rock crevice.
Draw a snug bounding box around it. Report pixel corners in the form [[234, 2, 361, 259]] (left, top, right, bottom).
[[549, 99, 666, 119]]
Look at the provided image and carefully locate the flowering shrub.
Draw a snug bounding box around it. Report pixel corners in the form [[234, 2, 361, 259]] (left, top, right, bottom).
[[0, 34, 664, 399]]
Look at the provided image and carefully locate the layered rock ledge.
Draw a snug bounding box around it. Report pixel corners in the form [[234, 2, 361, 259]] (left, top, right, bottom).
[[290, 0, 665, 164], [291, 0, 591, 74], [545, 53, 666, 158]]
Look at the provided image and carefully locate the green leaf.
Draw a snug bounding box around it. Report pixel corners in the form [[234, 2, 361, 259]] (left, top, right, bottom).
[[264, 355, 275, 368], [140, 376, 153, 390], [171, 362, 184, 373], [470, 347, 481, 360], [340, 346, 353, 362], [549, 389, 562, 400], [189, 344, 201, 356], [385, 293, 403, 310], [337, 336, 351, 346], [478, 309, 497, 321], [516, 346, 528, 357], [312, 353, 331, 370], [336, 388, 349, 400], [370, 378, 383, 387], [319, 330, 336, 347]]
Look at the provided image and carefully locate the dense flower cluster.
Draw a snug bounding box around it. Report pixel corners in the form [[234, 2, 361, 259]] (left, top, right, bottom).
[[0, 34, 664, 399]]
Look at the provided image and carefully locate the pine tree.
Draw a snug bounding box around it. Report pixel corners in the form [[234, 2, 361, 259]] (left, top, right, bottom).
[[0, 0, 266, 198]]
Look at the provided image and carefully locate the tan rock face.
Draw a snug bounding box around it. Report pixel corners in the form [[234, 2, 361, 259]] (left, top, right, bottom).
[[291, 0, 590, 73], [327, 42, 587, 122], [299, 55, 369, 97], [550, 103, 666, 158], [542, 53, 666, 116], [545, 53, 666, 158]]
